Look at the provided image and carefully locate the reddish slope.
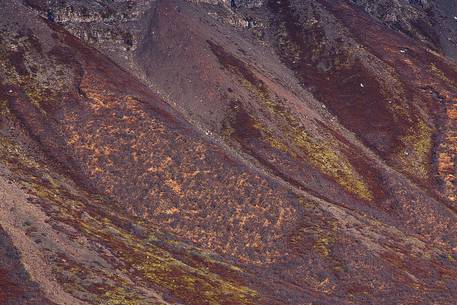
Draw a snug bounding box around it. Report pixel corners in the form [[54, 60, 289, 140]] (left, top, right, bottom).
[[129, 0, 457, 250], [0, 0, 456, 304]]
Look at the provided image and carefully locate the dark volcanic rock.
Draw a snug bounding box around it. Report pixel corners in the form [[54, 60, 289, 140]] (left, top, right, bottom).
[[350, 0, 457, 60]]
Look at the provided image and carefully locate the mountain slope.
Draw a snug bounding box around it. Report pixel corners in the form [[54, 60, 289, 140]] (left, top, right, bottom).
[[0, 0, 456, 304]]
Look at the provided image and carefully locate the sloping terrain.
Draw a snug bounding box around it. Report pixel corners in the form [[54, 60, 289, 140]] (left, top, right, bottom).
[[0, 0, 456, 304]]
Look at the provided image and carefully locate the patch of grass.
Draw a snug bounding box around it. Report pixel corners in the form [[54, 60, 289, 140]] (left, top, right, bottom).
[[398, 119, 433, 181], [430, 63, 457, 87], [313, 220, 338, 258]]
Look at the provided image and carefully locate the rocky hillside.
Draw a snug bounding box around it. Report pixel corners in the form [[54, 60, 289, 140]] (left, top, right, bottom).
[[0, 0, 456, 304]]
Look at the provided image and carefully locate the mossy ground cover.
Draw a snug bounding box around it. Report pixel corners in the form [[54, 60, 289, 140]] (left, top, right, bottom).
[[209, 41, 373, 201], [0, 133, 259, 305]]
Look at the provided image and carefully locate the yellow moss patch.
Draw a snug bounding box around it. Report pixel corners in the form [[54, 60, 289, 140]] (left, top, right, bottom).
[[430, 63, 457, 87], [314, 236, 332, 257], [101, 287, 160, 305], [291, 132, 373, 201], [313, 221, 338, 257], [398, 119, 433, 181], [240, 72, 372, 201], [79, 215, 258, 305]]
